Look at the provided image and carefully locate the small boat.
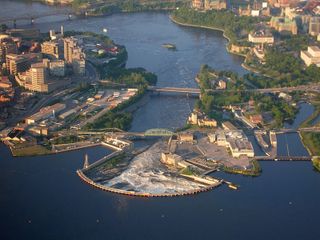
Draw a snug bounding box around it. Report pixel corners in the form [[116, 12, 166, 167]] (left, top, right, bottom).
[[161, 43, 176, 50], [103, 28, 108, 33]]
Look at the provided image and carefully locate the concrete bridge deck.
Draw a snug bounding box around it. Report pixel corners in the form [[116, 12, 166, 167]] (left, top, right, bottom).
[[255, 156, 311, 161], [0, 9, 74, 24]]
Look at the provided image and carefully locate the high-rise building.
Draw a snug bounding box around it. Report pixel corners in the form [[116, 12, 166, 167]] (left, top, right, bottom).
[[41, 40, 63, 59], [19, 58, 66, 93], [0, 35, 18, 64], [29, 62, 48, 92], [64, 37, 78, 63], [63, 37, 86, 75], [6, 53, 41, 75], [24, 59, 64, 92], [0, 42, 17, 63]]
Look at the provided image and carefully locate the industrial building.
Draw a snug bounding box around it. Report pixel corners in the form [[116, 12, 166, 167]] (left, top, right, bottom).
[[25, 103, 66, 125], [188, 111, 217, 128], [210, 130, 254, 158]]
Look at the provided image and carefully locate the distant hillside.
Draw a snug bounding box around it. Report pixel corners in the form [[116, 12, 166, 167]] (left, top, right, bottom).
[[71, 0, 191, 8]]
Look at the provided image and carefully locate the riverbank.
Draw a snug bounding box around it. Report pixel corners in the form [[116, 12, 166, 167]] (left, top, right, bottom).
[[222, 160, 261, 177], [170, 15, 252, 69], [300, 132, 320, 156]]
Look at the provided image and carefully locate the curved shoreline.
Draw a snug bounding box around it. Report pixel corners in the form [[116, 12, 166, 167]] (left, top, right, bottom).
[[77, 169, 222, 198], [169, 16, 247, 58], [170, 15, 231, 41]]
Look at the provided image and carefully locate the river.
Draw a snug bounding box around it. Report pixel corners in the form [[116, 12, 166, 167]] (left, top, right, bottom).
[[1, 2, 319, 240], [23, 10, 247, 131]]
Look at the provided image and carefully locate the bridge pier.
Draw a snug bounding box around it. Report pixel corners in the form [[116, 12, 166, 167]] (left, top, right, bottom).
[[13, 19, 16, 29]]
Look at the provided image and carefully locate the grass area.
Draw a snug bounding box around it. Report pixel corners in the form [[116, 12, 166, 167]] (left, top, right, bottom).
[[180, 166, 194, 176], [312, 157, 320, 172], [11, 145, 52, 157], [223, 160, 261, 177], [51, 135, 83, 145], [301, 132, 320, 156], [100, 153, 127, 169]]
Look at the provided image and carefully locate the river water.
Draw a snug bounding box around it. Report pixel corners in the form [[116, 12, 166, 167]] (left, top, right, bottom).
[[1, 2, 319, 240]]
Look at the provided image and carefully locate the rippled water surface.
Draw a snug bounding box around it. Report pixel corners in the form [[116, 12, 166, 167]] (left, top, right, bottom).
[[0, 3, 319, 240]]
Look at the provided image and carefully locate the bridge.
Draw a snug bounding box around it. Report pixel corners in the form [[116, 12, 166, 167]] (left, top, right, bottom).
[[113, 128, 175, 138], [298, 127, 320, 132], [146, 83, 320, 96], [275, 127, 320, 133], [0, 9, 74, 25], [147, 86, 201, 95], [256, 156, 311, 161], [65, 128, 175, 138], [144, 128, 174, 137]]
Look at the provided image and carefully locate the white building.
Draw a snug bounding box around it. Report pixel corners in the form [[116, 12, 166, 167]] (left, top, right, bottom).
[[248, 30, 274, 44], [300, 46, 320, 67]]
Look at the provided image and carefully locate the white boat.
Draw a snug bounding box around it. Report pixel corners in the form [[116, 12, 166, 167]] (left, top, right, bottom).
[[103, 28, 108, 33]]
